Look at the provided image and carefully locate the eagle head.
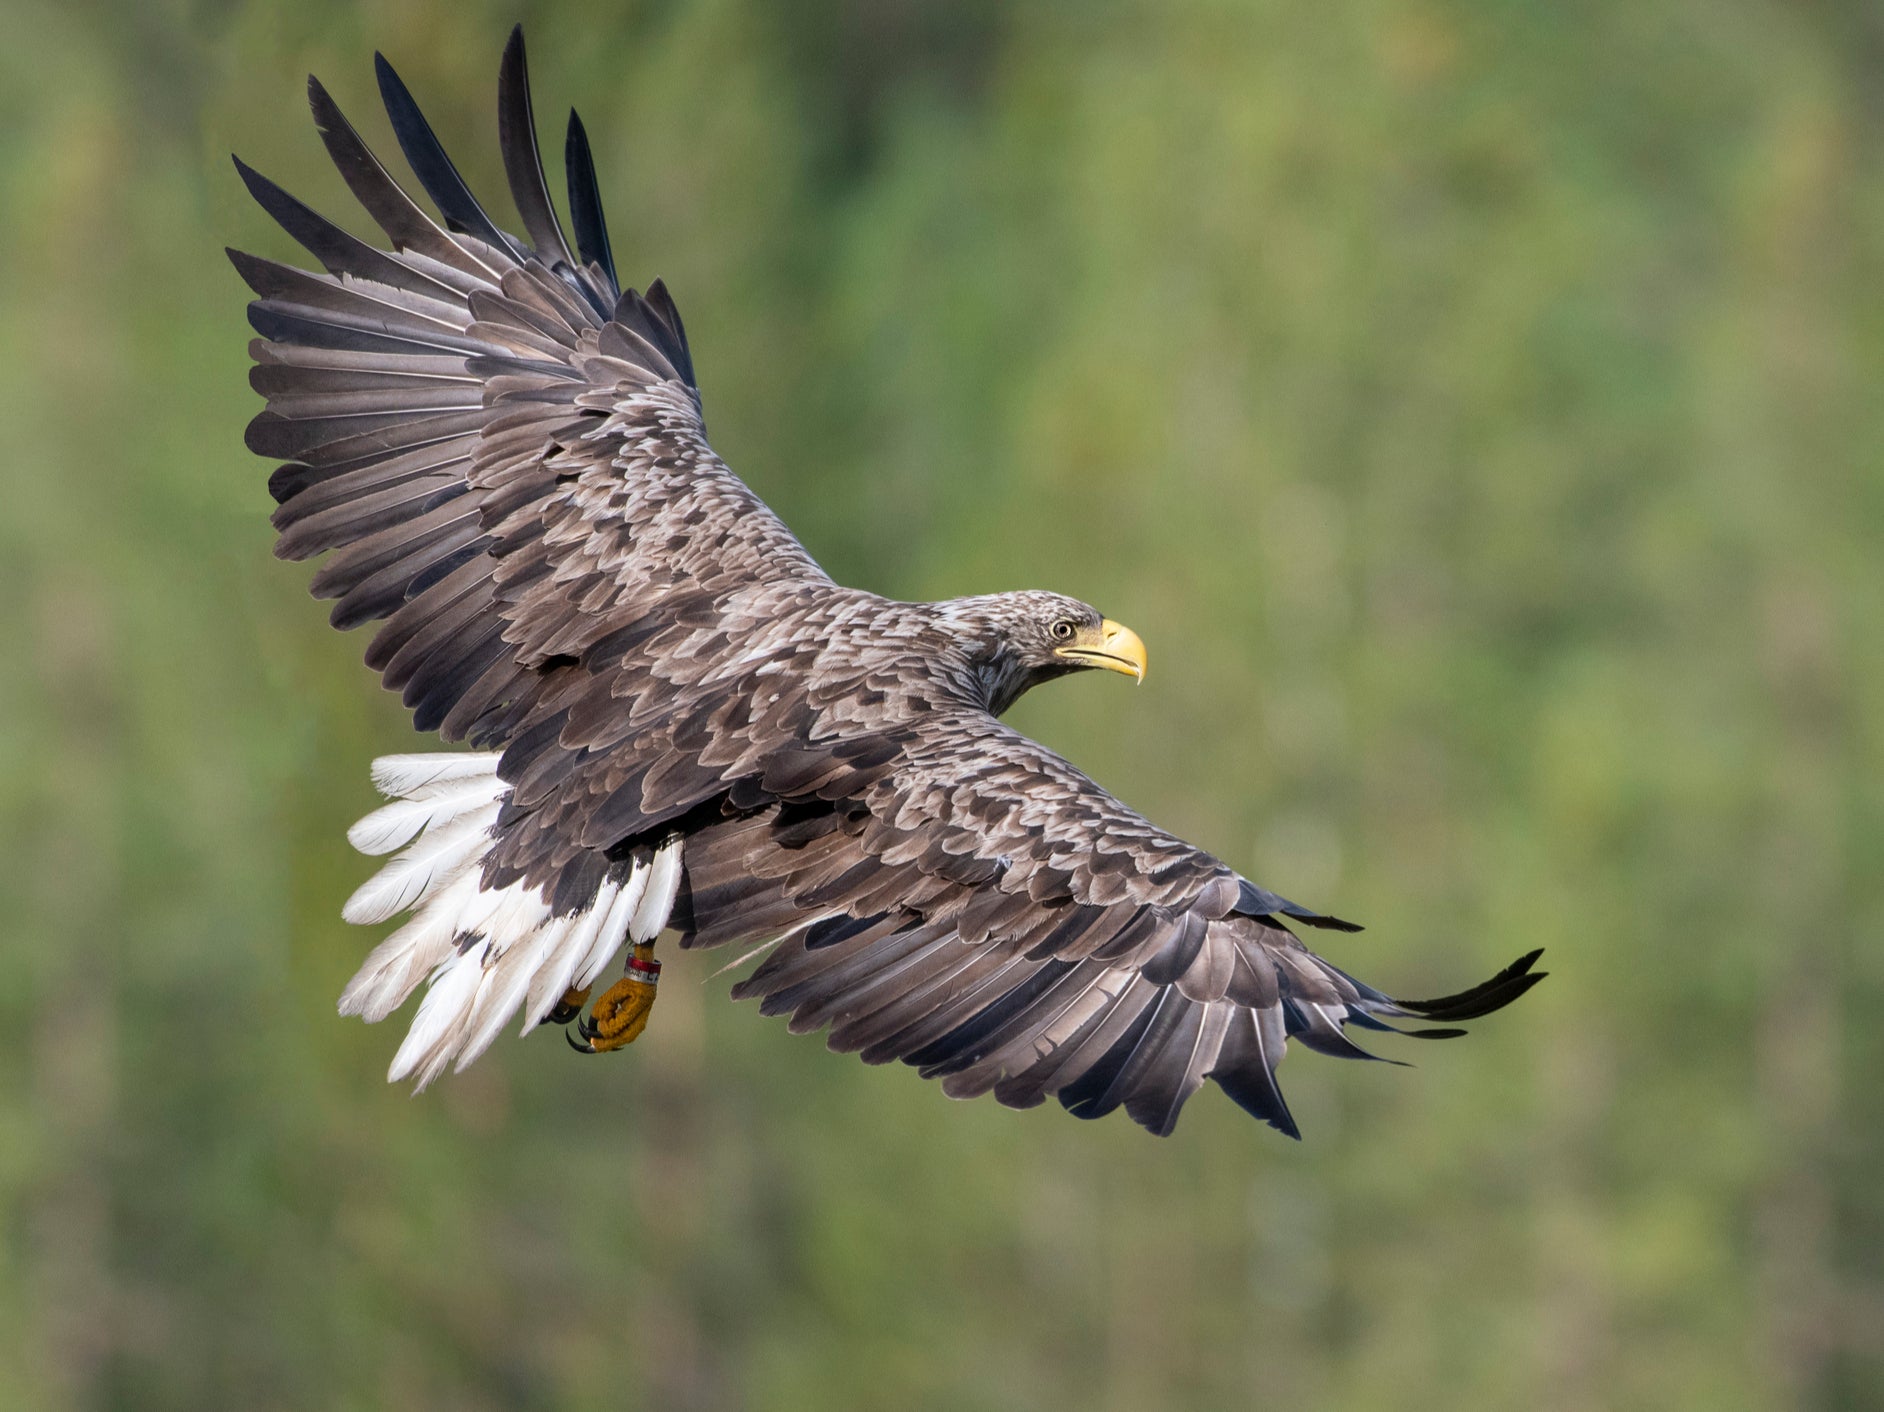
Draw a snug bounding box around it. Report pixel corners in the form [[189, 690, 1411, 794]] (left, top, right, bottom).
[[938, 591, 1147, 715]]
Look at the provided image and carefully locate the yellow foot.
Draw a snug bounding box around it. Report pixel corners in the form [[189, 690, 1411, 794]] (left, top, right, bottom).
[[546, 986, 591, 1026], [568, 945, 661, 1054]]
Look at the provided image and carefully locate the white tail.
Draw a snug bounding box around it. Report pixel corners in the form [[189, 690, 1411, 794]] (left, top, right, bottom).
[[336, 752, 682, 1089]]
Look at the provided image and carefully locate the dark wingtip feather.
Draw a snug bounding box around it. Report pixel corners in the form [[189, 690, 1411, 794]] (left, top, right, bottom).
[[1218, 1075, 1301, 1139], [1235, 878, 1363, 932], [1397, 949, 1546, 1023], [231, 155, 303, 233], [305, 69, 471, 270], [225, 246, 277, 298], [496, 25, 575, 266], [228, 154, 285, 219], [1348, 1013, 1470, 1041], [305, 74, 348, 145], [643, 278, 697, 390], [1294, 1027, 1407, 1065], [311, 68, 346, 120], [564, 108, 618, 292], [375, 48, 522, 259], [1296, 911, 1364, 933]]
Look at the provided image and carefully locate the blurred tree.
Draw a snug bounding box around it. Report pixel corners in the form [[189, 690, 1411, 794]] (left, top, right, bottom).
[[1, 0, 1880, 1408]]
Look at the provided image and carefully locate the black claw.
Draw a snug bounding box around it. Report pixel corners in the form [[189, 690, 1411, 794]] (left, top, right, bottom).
[[566, 1028, 596, 1055], [546, 1000, 582, 1026]]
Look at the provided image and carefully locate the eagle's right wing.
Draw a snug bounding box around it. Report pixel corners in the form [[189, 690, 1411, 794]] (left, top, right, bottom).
[[234, 28, 829, 754], [235, 31, 858, 1084]]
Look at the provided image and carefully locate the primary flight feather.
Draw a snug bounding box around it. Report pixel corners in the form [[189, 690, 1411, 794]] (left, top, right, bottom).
[[232, 27, 1542, 1136]]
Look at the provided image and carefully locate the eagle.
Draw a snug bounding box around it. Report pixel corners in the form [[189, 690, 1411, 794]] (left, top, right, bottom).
[[230, 27, 1542, 1137]]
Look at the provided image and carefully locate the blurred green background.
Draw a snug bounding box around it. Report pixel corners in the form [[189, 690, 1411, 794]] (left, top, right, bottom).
[[3, 0, 1881, 1407]]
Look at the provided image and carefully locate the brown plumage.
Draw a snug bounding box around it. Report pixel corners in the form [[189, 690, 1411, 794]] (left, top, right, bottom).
[[232, 27, 1543, 1135]]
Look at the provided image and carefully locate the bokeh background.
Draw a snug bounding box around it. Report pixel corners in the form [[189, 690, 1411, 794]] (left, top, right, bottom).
[[3, 0, 1881, 1407]]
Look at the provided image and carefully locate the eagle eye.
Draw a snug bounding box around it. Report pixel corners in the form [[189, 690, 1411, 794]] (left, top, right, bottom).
[[1050, 619, 1077, 642]]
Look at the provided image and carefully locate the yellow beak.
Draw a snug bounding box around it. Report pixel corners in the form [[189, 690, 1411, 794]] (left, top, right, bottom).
[[1054, 618, 1147, 683]]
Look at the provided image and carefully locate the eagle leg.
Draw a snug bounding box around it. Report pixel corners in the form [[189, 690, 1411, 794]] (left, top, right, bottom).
[[566, 944, 661, 1054]]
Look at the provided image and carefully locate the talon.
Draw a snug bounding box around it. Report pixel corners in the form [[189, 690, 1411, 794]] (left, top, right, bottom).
[[566, 1029, 596, 1055], [547, 985, 592, 1026], [567, 944, 661, 1055]]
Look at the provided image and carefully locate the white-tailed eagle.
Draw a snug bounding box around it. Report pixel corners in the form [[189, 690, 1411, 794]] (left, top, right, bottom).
[[231, 28, 1543, 1136]]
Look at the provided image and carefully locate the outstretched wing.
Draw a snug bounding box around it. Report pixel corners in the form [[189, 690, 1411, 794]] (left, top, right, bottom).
[[233, 28, 828, 753], [679, 712, 1545, 1137]]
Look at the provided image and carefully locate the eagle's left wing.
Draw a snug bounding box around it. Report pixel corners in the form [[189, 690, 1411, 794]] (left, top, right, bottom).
[[681, 712, 1543, 1137]]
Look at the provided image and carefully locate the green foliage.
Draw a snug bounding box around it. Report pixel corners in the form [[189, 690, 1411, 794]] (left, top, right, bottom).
[[1, 0, 1879, 1407]]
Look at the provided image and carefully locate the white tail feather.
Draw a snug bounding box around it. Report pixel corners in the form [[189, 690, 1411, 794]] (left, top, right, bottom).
[[339, 752, 684, 1087], [411, 876, 543, 961], [632, 836, 685, 943], [522, 879, 620, 1030], [339, 868, 486, 1021], [341, 803, 501, 924], [574, 865, 646, 990], [370, 751, 503, 799], [382, 878, 561, 1086], [455, 916, 574, 1071], [347, 774, 509, 855], [389, 945, 489, 1086]]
